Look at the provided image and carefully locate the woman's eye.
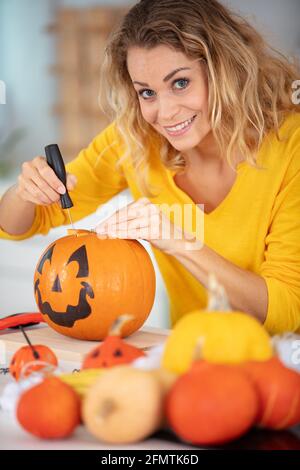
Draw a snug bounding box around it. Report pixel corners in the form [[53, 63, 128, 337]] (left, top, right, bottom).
[[138, 89, 155, 99], [173, 78, 190, 90], [138, 78, 190, 100]]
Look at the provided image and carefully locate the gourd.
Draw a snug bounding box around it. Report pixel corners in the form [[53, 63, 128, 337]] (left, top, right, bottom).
[[82, 315, 145, 369], [10, 344, 58, 381], [241, 357, 300, 429], [166, 360, 259, 446], [59, 368, 104, 398], [17, 377, 81, 439], [82, 366, 176, 444], [163, 274, 273, 374]]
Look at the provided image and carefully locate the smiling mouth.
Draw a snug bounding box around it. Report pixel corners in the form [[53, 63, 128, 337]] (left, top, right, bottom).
[[163, 114, 197, 136], [34, 278, 94, 328]]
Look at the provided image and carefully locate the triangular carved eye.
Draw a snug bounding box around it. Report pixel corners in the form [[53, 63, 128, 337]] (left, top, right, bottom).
[[37, 244, 55, 274], [66, 245, 89, 278], [52, 275, 62, 292]]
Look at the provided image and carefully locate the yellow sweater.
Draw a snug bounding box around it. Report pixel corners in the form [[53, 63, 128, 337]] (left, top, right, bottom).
[[1, 113, 300, 334]]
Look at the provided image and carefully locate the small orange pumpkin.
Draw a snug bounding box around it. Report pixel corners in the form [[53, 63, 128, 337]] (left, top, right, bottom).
[[82, 315, 145, 369], [34, 230, 156, 340], [10, 344, 58, 381], [17, 376, 80, 439], [166, 361, 258, 446]]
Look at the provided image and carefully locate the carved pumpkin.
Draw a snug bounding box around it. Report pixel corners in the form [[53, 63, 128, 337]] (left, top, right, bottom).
[[82, 315, 145, 369], [33, 230, 156, 340]]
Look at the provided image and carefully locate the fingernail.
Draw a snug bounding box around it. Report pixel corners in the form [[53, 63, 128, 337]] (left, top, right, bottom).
[[97, 234, 108, 239], [58, 186, 66, 194]]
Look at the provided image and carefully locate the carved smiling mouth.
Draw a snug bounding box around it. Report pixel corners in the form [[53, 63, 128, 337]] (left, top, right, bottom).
[[34, 278, 94, 328]]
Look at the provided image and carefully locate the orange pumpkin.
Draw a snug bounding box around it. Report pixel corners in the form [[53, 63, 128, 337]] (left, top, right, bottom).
[[166, 361, 258, 446], [34, 230, 156, 340], [10, 344, 58, 381], [82, 315, 145, 369], [241, 357, 300, 430], [17, 376, 81, 439]]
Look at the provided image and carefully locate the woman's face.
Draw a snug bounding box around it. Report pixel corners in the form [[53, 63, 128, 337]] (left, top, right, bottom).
[[127, 45, 211, 152]]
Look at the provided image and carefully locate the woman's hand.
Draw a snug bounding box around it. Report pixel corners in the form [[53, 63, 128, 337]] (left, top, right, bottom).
[[95, 197, 200, 254], [95, 201, 268, 324], [16, 156, 77, 206]]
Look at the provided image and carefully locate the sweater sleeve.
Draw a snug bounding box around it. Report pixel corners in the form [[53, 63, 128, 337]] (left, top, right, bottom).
[[0, 122, 128, 241], [260, 132, 300, 334]]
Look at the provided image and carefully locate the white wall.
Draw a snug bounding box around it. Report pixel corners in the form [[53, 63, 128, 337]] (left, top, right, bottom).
[[0, 0, 58, 164], [224, 0, 300, 56]]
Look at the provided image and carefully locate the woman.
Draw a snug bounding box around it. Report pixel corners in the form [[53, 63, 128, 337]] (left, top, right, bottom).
[[0, 0, 299, 334]]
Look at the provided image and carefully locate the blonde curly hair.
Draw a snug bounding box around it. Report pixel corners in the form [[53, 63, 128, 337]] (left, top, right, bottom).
[[99, 0, 299, 195]]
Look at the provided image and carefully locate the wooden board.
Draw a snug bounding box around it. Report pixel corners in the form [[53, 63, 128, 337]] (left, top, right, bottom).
[[0, 325, 170, 363]]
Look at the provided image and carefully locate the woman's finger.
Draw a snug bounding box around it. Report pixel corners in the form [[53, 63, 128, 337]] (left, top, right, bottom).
[[99, 227, 155, 241], [96, 198, 154, 231], [30, 167, 61, 203], [19, 187, 51, 206]]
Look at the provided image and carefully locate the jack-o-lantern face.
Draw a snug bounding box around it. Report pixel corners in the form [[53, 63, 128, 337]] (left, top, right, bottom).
[[34, 244, 94, 328], [33, 230, 156, 341], [82, 335, 145, 369]]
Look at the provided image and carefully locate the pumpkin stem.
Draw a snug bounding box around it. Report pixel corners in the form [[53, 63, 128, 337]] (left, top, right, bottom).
[[206, 272, 231, 312], [19, 325, 40, 360], [109, 314, 134, 337], [67, 229, 93, 237], [192, 337, 205, 362]]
